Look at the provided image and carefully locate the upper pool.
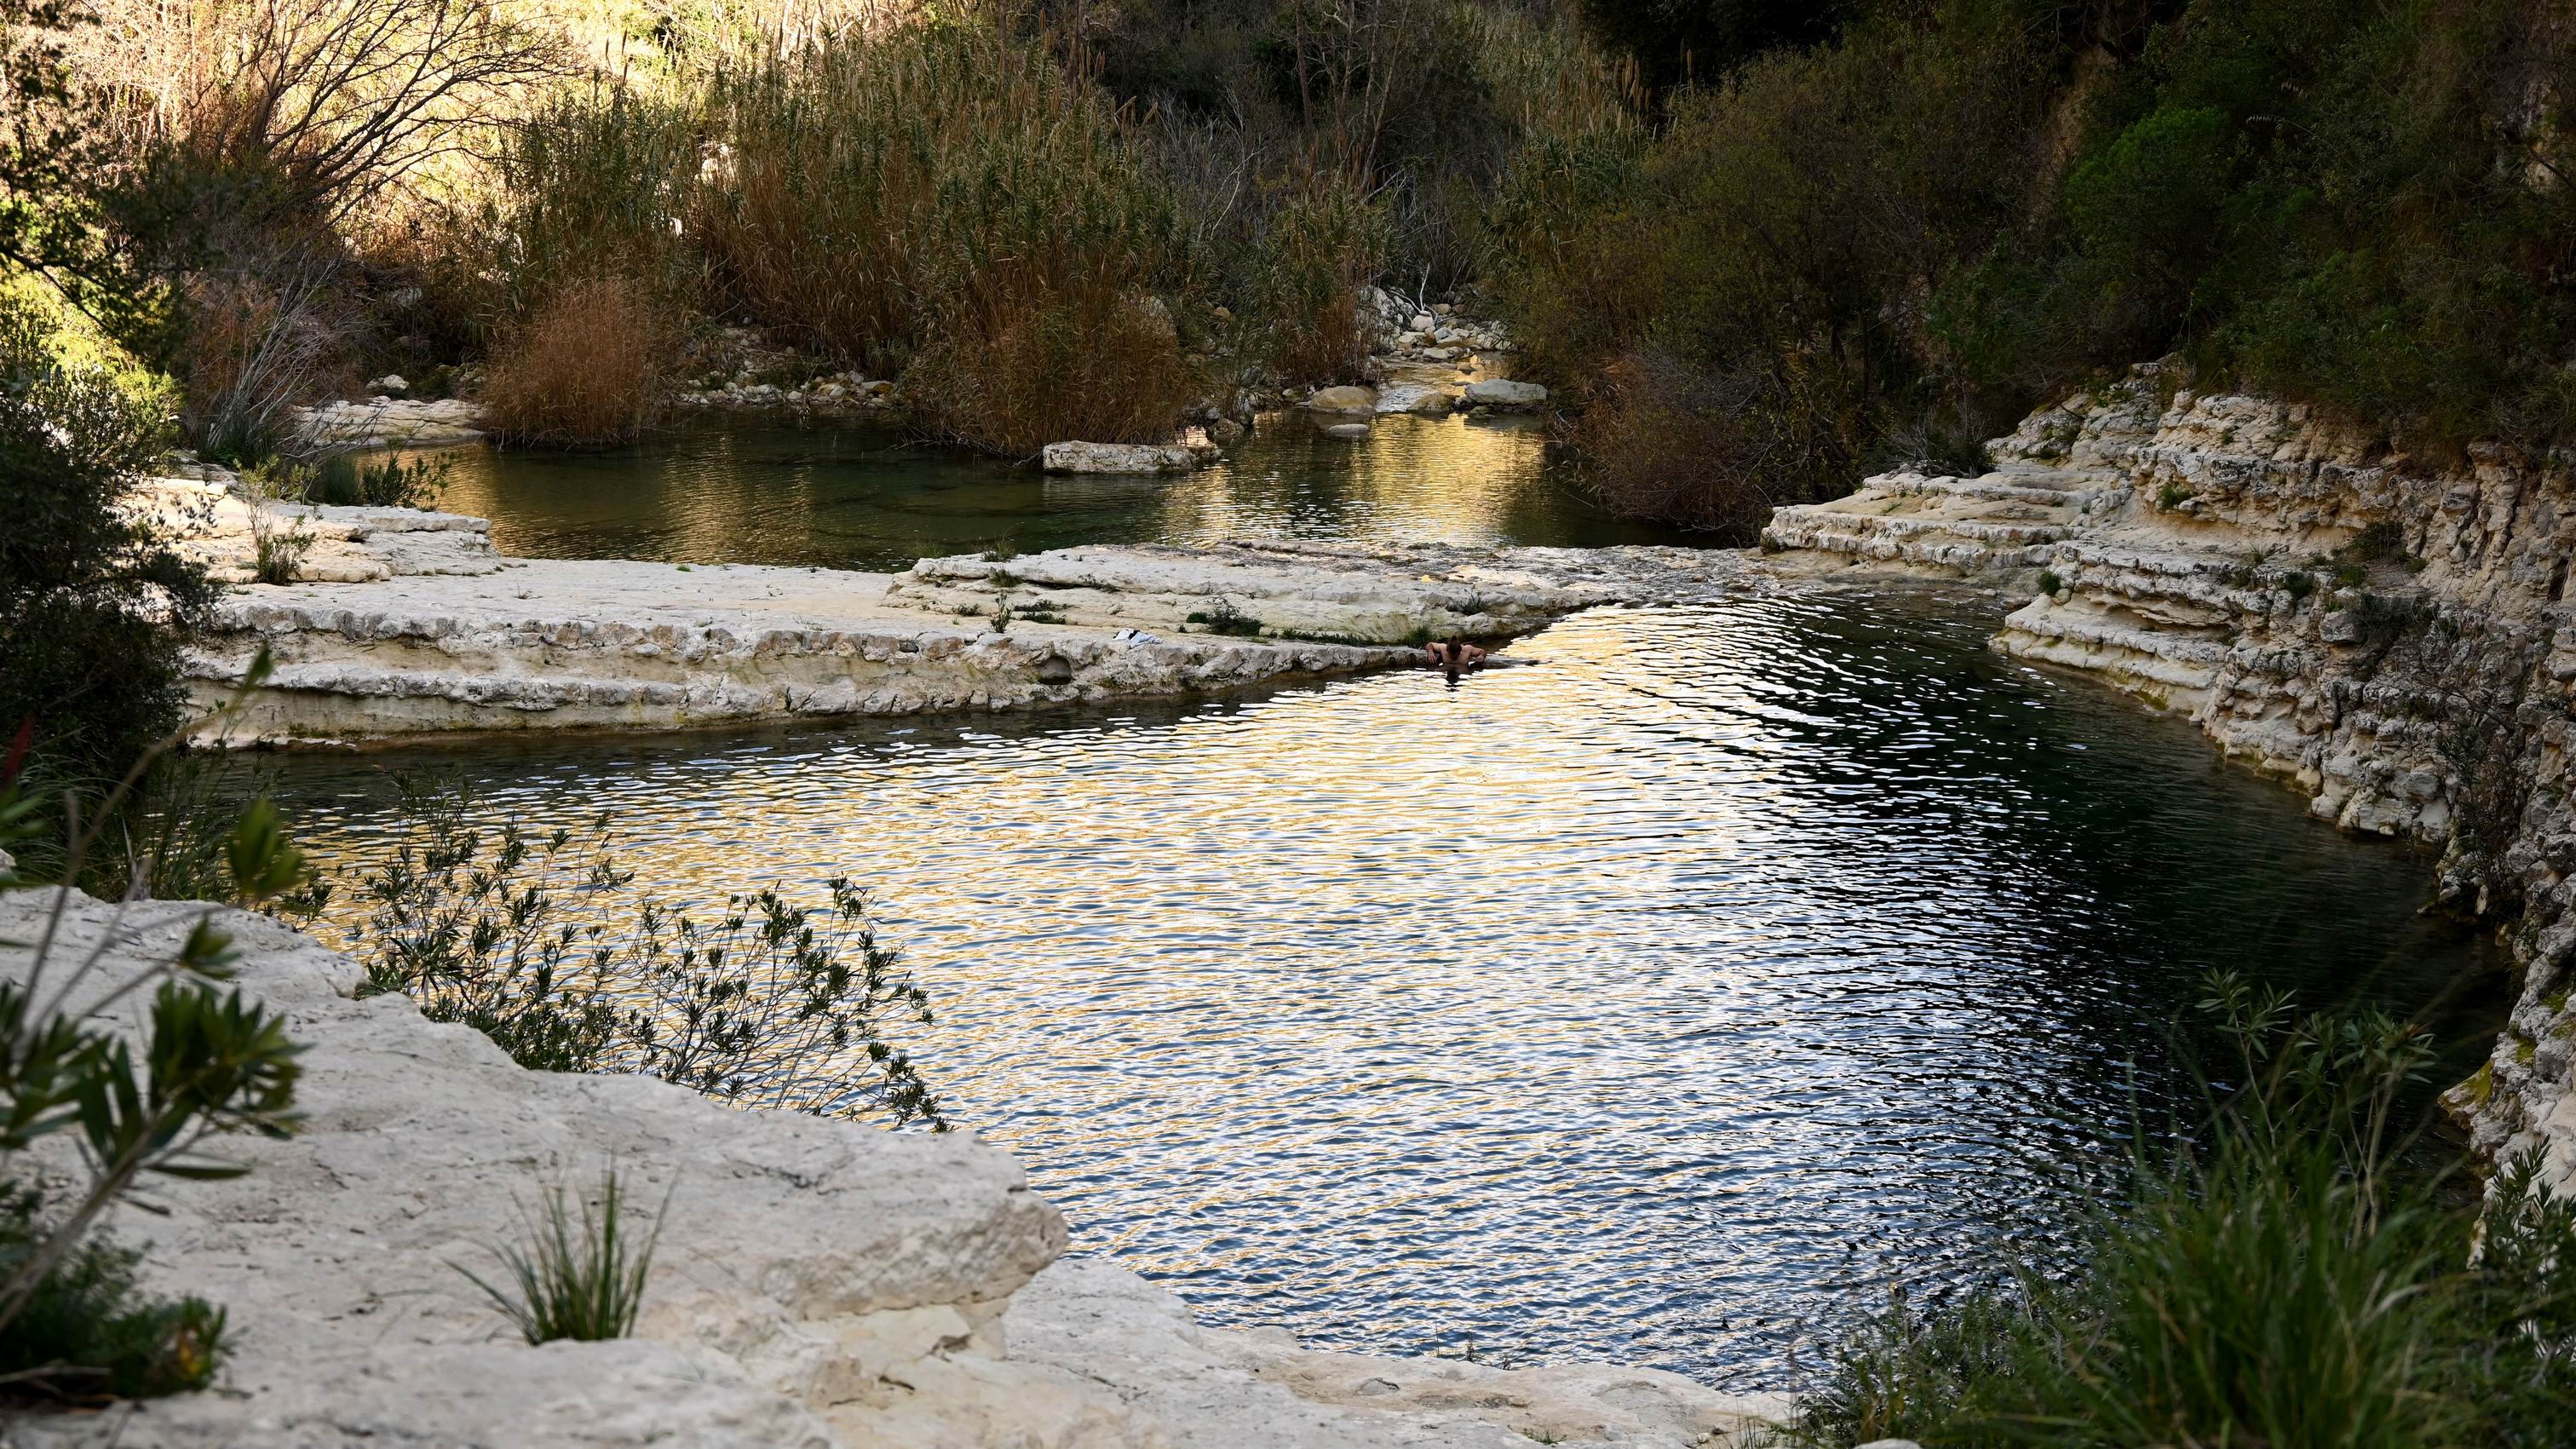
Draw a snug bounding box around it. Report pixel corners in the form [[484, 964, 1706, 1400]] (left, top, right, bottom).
[[423, 411, 1677, 571]]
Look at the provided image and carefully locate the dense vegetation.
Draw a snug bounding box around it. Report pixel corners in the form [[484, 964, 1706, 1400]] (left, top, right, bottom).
[[0, 0, 1630, 456], [1505, 0, 2576, 530]]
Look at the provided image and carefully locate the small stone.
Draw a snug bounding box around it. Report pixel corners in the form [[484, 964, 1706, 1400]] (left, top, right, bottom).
[[1322, 422, 1371, 440], [1408, 313, 1436, 331], [368, 374, 409, 397]]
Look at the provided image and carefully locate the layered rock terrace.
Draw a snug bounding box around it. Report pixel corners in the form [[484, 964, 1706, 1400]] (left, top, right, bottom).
[[1761, 364, 2576, 1196]]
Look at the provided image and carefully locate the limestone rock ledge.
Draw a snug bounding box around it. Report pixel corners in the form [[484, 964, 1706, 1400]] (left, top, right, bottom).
[[3, 890, 1783, 1448], [1757, 361, 2576, 1198], [182, 529, 1740, 744]]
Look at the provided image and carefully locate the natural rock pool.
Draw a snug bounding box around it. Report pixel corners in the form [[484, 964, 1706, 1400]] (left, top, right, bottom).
[[425, 411, 1673, 567], [285, 415, 2500, 1389]]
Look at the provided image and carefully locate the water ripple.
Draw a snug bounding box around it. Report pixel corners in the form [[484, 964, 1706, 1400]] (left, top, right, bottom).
[[267, 589, 2493, 1387]]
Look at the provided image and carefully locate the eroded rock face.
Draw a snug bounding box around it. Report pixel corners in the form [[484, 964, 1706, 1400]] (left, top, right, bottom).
[[1758, 363, 2576, 1198], [3, 892, 1783, 1447]]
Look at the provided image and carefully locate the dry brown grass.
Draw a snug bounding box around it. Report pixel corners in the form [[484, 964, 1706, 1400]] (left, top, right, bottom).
[[480, 275, 673, 448], [904, 287, 1194, 457], [1577, 344, 1863, 540]]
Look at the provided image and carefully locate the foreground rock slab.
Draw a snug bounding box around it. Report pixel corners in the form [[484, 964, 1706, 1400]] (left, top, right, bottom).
[[6, 891, 1784, 1447]]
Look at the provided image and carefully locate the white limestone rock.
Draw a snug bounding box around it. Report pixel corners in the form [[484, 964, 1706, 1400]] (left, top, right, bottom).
[[1042, 441, 1201, 474], [296, 396, 486, 449], [1373, 382, 1454, 417], [1463, 379, 1546, 410], [1308, 385, 1378, 413]]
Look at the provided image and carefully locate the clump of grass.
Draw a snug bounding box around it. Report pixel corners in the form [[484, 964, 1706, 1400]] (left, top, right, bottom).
[[307, 452, 448, 509], [1184, 598, 1263, 636], [699, 17, 1202, 455], [1245, 164, 1389, 388], [1786, 972, 2576, 1449], [457, 1169, 665, 1344], [480, 276, 674, 449]]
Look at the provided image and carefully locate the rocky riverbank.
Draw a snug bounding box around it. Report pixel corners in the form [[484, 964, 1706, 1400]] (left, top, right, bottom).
[[3, 888, 1789, 1447], [1758, 363, 2576, 1198], [158, 474, 1738, 743]]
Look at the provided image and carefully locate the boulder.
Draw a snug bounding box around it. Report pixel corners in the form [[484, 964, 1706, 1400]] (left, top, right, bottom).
[[1373, 384, 1453, 417], [1041, 441, 1199, 475], [1463, 378, 1548, 410], [368, 373, 410, 396], [1307, 385, 1377, 413]]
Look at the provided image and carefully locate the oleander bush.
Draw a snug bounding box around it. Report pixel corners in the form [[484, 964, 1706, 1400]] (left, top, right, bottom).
[[0, 674, 313, 1403], [342, 779, 945, 1127]]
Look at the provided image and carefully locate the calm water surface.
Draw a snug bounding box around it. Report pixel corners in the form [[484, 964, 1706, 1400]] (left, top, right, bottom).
[[425, 411, 1676, 570], [266, 589, 2495, 1386]]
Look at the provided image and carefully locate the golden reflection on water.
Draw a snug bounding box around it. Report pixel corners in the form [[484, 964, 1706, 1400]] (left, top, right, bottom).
[[423, 412, 1659, 571], [272, 593, 2481, 1388]]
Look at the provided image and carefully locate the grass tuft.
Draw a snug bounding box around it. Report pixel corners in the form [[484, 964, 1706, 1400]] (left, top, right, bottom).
[[457, 1169, 665, 1345]]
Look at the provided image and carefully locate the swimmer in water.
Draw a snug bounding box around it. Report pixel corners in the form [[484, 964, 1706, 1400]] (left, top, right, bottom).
[[1423, 637, 1486, 679]]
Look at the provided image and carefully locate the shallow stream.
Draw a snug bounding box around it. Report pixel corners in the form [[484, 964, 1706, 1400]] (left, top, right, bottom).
[[277, 412, 2500, 1387]]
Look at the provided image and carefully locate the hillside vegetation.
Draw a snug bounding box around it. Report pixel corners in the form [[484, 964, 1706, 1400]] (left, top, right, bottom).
[[1506, 0, 2576, 532]]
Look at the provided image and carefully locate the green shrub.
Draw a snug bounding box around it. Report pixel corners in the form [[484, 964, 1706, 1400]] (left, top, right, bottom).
[[307, 452, 448, 509], [0, 1189, 227, 1401], [0, 294, 212, 780], [342, 782, 945, 1126], [1185, 598, 1264, 635], [1788, 974, 2576, 1449], [1504, 0, 2576, 523]]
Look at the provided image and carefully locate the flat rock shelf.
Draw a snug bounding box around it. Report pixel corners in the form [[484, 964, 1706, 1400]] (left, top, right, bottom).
[[164, 475, 1741, 744]]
